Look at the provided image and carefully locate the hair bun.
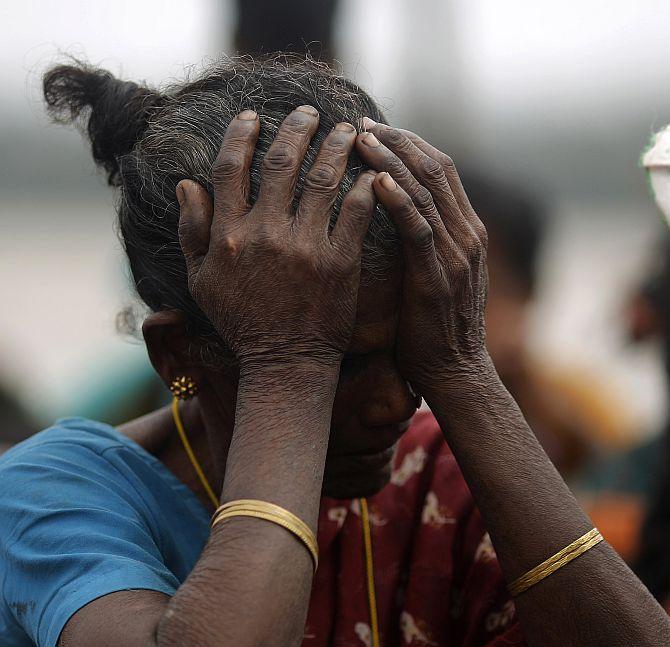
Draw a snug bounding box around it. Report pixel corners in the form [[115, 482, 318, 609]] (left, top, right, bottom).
[[44, 62, 164, 185]]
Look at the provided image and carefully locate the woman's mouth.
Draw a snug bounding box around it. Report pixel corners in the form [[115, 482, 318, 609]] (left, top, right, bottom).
[[336, 445, 397, 470], [322, 418, 414, 497]]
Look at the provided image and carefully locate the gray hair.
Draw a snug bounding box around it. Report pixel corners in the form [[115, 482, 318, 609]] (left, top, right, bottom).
[[44, 54, 399, 363]]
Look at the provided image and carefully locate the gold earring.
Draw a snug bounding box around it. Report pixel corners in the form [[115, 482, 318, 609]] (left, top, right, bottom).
[[170, 375, 198, 400]]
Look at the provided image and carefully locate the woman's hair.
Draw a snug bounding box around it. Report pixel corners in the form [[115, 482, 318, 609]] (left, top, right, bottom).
[[43, 55, 396, 363]]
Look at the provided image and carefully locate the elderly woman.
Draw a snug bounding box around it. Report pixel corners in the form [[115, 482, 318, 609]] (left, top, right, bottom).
[[0, 56, 667, 647]]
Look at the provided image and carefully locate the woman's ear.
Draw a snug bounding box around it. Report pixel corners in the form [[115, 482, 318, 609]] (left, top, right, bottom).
[[142, 310, 205, 390]]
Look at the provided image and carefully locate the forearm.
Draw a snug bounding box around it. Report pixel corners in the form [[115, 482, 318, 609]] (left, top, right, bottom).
[[157, 360, 339, 647], [425, 357, 670, 646]]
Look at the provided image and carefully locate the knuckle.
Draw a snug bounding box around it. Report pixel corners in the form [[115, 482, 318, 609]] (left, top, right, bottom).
[[212, 148, 245, 183], [464, 235, 483, 261], [213, 233, 241, 256], [412, 186, 435, 213], [292, 239, 313, 262], [262, 142, 299, 173], [399, 191, 418, 213], [247, 230, 280, 258], [343, 188, 374, 216], [450, 254, 470, 278], [474, 219, 489, 247], [381, 126, 407, 149], [413, 221, 434, 248], [304, 162, 341, 193], [323, 132, 351, 155], [441, 154, 456, 173], [386, 156, 409, 180], [283, 111, 313, 132], [419, 156, 445, 182]]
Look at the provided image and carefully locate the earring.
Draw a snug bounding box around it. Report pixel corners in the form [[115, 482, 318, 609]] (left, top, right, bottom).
[[170, 375, 198, 400]]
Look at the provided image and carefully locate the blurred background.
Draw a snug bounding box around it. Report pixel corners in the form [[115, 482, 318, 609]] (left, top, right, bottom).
[[3, 0, 670, 595]]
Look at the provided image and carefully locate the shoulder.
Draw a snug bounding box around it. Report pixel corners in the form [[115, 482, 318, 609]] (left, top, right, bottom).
[[0, 420, 185, 647], [0, 419, 157, 547], [0, 417, 133, 488], [0, 418, 142, 502], [0, 417, 131, 468]]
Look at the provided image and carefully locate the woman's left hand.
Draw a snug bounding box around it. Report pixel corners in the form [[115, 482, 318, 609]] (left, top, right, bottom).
[[355, 121, 491, 399]]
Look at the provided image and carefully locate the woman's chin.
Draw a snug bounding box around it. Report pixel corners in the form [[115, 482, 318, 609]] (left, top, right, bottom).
[[321, 458, 393, 499]]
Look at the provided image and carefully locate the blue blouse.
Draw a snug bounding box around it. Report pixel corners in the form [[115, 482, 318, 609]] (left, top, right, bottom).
[[0, 418, 211, 646]]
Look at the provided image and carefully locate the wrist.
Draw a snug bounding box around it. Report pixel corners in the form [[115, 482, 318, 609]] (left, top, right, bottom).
[[238, 346, 343, 375], [415, 352, 498, 404], [235, 356, 340, 436], [238, 354, 341, 391], [226, 357, 339, 513]]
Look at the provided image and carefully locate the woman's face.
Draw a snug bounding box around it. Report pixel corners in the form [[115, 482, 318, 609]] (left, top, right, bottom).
[[156, 266, 418, 500], [322, 266, 419, 498]]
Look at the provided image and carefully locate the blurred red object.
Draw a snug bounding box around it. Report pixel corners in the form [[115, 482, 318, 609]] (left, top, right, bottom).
[[584, 493, 646, 563]]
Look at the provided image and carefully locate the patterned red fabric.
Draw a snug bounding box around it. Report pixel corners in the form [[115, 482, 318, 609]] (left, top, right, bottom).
[[304, 411, 526, 646]]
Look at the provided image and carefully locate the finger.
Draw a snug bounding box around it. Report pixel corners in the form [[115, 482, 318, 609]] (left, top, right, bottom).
[[355, 131, 438, 225], [356, 128, 460, 260], [211, 110, 260, 225], [331, 170, 377, 255], [396, 127, 487, 245], [373, 125, 476, 254], [177, 180, 214, 278], [297, 122, 357, 236], [372, 172, 440, 270], [256, 105, 320, 214]]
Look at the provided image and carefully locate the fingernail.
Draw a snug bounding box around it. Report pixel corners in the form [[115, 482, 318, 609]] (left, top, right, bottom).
[[363, 132, 380, 147], [296, 105, 318, 116], [361, 116, 377, 130], [380, 172, 396, 190], [238, 109, 258, 120], [334, 122, 355, 132], [176, 182, 187, 207]]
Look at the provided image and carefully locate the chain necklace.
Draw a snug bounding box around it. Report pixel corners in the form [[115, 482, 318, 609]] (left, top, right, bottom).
[[171, 397, 380, 647]]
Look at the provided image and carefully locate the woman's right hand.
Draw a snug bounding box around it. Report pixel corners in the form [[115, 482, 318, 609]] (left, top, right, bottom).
[[176, 107, 376, 369]]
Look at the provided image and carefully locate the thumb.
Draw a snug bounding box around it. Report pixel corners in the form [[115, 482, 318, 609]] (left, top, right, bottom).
[[177, 180, 213, 278]]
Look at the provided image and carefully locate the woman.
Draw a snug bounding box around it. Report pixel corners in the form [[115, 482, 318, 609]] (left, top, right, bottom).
[[0, 56, 667, 646]]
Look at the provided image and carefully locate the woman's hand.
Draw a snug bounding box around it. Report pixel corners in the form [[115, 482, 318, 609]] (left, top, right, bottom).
[[177, 107, 376, 369], [355, 120, 491, 398], [356, 121, 670, 647]]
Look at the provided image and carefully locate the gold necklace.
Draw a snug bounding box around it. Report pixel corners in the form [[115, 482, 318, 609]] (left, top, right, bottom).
[[172, 397, 219, 508], [171, 397, 380, 646]]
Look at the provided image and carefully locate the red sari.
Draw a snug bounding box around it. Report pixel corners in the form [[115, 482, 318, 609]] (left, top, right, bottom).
[[305, 411, 525, 646]]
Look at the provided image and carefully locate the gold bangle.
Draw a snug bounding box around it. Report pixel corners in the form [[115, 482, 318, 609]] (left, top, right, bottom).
[[213, 500, 316, 543], [507, 527, 604, 597], [211, 499, 318, 572]]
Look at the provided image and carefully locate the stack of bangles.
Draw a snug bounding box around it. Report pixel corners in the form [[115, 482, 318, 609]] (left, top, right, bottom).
[[211, 499, 319, 572], [507, 527, 604, 597]]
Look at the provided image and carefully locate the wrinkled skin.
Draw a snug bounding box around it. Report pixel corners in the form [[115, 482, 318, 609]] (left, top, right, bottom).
[[60, 108, 670, 647], [354, 121, 490, 394], [174, 111, 491, 501], [178, 107, 377, 368]]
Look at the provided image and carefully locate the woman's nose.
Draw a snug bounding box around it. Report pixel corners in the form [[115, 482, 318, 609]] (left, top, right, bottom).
[[357, 356, 418, 427]]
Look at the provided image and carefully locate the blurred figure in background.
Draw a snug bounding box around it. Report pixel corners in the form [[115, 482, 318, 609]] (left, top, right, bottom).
[[631, 234, 670, 609], [234, 0, 339, 61], [464, 173, 633, 479], [0, 381, 36, 454]]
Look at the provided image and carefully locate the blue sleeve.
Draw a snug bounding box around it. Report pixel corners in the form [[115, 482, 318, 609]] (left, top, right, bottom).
[[0, 440, 180, 647]]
